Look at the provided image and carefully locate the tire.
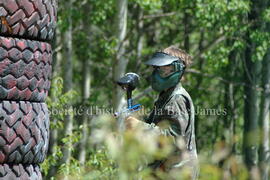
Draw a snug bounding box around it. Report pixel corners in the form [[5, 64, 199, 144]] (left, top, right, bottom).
[[0, 164, 41, 180], [0, 0, 57, 41], [0, 36, 52, 102], [0, 101, 49, 164]]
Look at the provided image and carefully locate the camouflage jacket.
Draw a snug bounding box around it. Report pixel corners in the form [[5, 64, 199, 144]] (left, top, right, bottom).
[[144, 83, 198, 177]]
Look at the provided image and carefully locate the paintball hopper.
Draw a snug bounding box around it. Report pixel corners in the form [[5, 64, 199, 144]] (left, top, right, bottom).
[[114, 72, 141, 118], [116, 72, 139, 92]]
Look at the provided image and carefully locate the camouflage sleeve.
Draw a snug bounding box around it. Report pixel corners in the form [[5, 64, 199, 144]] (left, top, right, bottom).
[[165, 94, 191, 137], [144, 94, 190, 139]]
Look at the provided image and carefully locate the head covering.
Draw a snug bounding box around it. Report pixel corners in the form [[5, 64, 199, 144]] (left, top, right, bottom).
[[144, 52, 180, 66]]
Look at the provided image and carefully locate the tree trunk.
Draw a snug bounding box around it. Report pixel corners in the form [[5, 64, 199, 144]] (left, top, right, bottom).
[[48, 27, 62, 178], [259, 48, 270, 180], [51, 28, 63, 82], [243, 34, 261, 171], [78, 57, 91, 165], [224, 46, 238, 152], [77, 2, 92, 166], [112, 0, 128, 112], [48, 28, 59, 154], [194, 31, 205, 90], [183, 11, 190, 52], [61, 0, 73, 165], [243, 1, 266, 178], [135, 7, 144, 72], [194, 31, 204, 148]]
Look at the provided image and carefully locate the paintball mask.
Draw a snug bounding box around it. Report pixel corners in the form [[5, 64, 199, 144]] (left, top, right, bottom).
[[145, 52, 186, 92]]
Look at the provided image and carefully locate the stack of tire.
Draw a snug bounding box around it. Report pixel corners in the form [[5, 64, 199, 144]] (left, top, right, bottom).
[[0, 0, 57, 179]]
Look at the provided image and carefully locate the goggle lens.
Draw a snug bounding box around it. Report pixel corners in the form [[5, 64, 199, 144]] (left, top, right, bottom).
[[154, 66, 174, 78]]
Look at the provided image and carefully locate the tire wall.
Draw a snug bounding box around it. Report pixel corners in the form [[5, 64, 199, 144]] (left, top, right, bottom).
[[0, 0, 57, 179]]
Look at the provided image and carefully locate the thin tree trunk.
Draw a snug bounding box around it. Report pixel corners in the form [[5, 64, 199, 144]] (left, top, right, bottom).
[[48, 28, 59, 154], [51, 28, 63, 82], [243, 35, 261, 171], [243, 1, 265, 178], [78, 2, 92, 166], [243, 29, 261, 180], [79, 58, 91, 165], [224, 46, 237, 151], [61, 0, 73, 166], [48, 28, 62, 178], [259, 48, 270, 180], [194, 31, 205, 90], [183, 11, 190, 52], [135, 7, 144, 72], [194, 31, 204, 147], [112, 0, 128, 112]]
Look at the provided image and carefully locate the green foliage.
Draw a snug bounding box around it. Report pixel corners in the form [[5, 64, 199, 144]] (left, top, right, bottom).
[[195, 0, 249, 30], [41, 146, 63, 177], [131, 0, 162, 11], [262, 8, 270, 22], [58, 158, 83, 178], [43, 77, 81, 178], [250, 30, 270, 61], [88, 0, 115, 25], [47, 77, 78, 127]]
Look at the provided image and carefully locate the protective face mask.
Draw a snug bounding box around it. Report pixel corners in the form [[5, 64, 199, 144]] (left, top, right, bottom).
[[151, 70, 181, 92]]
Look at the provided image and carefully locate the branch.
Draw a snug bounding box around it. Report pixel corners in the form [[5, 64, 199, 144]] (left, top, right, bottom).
[[242, 57, 253, 84], [192, 35, 226, 61], [186, 69, 245, 86]]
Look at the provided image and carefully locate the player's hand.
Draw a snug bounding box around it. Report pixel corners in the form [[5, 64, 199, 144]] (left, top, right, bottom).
[[125, 116, 141, 130]]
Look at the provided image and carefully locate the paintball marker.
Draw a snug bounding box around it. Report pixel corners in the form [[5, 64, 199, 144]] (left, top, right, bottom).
[[114, 72, 141, 118]]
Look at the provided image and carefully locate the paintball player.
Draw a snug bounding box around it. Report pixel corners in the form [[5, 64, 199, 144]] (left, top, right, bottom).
[[125, 46, 198, 179]]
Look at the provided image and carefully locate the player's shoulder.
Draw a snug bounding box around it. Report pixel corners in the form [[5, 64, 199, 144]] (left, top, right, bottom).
[[174, 84, 189, 97], [173, 84, 193, 105]]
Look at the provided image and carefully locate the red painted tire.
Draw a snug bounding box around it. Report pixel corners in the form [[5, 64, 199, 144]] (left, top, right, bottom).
[[0, 101, 49, 164], [0, 164, 41, 180], [0, 0, 57, 41], [0, 36, 52, 102]]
